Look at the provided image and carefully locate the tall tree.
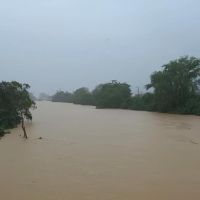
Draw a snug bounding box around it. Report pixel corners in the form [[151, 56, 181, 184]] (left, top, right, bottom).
[[93, 80, 131, 108], [146, 56, 200, 112], [0, 81, 36, 138], [52, 91, 72, 102], [72, 87, 94, 105]]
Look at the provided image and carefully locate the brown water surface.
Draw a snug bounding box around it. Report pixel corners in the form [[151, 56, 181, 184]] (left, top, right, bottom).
[[0, 101, 200, 200]]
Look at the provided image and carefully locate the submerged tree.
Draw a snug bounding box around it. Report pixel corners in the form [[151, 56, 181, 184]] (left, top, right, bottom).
[[0, 81, 36, 138], [15, 82, 36, 138]]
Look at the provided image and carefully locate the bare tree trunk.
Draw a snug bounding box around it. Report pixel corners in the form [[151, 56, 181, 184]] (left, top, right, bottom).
[[21, 115, 28, 139]]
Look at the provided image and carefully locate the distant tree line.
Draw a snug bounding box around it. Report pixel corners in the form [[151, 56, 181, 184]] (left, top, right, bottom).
[[0, 81, 36, 138], [52, 56, 200, 115], [52, 81, 132, 108], [38, 93, 52, 101]]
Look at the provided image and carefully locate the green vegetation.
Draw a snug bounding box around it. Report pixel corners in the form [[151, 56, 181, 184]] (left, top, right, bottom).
[[2, 56, 200, 138], [51, 81, 132, 108], [73, 87, 94, 105], [92, 80, 131, 108], [146, 56, 200, 114], [129, 93, 155, 111], [52, 91, 73, 103], [0, 81, 36, 138], [52, 88, 93, 105], [52, 56, 200, 115]]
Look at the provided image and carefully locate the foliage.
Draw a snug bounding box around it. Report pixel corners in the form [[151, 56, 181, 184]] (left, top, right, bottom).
[[146, 56, 200, 113], [0, 81, 35, 137], [129, 93, 155, 111], [52, 91, 73, 103], [51, 56, 200, 116], [51, 88, 94, 105], [29, 92, 37, 101], [72, 87, 94, 105], [92, 80, 131, 108]]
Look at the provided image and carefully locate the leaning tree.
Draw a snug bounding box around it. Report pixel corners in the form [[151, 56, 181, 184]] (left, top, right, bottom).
[[0, 81, 36, 138], [14, 81, 36, 138]]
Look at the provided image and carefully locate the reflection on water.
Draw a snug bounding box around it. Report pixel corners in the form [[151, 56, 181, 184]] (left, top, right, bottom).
[[0, 101, 200, 200]]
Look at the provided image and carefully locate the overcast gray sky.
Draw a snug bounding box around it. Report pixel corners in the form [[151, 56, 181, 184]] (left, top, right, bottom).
[[0, 0, 200, 95]]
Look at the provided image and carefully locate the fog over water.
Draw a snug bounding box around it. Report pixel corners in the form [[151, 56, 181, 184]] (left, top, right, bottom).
[[0, 102, 200, 200], [0, 0, 200, 94]]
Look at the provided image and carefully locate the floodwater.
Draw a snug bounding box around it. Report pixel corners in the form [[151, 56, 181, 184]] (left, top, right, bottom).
[[0, 101, 200, 200]]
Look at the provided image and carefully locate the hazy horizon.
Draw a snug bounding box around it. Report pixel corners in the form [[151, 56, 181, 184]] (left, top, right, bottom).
[[1, 0, 200, 95]]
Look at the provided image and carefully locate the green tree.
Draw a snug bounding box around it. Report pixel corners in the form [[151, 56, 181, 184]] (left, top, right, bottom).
[[72, 87, 94, 105], [129, 93, 155, 111], [93, 80, 131, 108], [0, 81, 36, 138], [146, 56, 200, 113], [52, 91, 73, 102]]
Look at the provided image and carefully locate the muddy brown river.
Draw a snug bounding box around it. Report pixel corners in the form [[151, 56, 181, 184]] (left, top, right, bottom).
[[0, 101, 200, 200]]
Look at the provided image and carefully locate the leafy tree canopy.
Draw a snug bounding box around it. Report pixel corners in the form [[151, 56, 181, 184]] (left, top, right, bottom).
[[146, 56, 200, 112], [52, 91, 72, 102], [93, 80, 132, 108], [73, 87, 94, 105], [0, 81, 36, 138]]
